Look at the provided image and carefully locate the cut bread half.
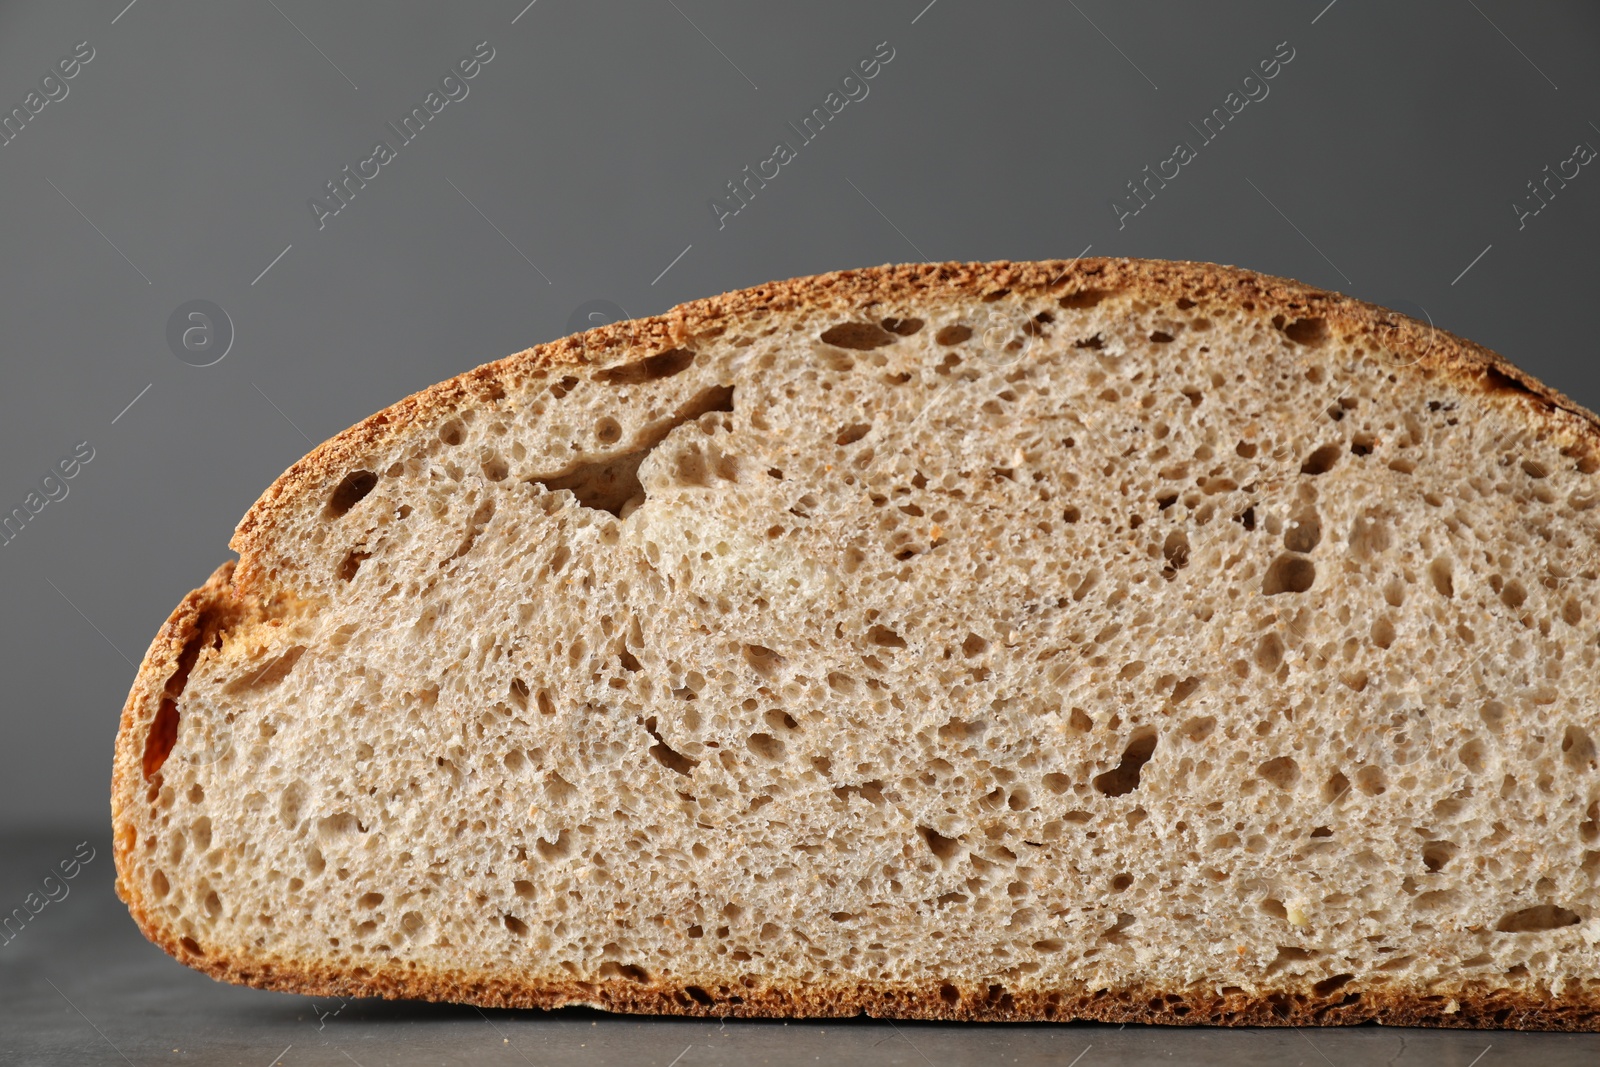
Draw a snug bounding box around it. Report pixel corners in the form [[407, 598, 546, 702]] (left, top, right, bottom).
[[112, 260, 1600, 1028]]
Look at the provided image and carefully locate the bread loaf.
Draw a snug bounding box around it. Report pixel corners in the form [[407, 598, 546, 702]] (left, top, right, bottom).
[[112, 260, 1600, 1028]]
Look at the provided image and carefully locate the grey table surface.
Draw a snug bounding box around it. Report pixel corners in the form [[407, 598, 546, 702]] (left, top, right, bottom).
[[2, 832, 1595, 1066]]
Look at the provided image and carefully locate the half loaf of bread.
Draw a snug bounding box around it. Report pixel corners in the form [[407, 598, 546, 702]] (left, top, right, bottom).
[[112, 260, 1600, 1028]]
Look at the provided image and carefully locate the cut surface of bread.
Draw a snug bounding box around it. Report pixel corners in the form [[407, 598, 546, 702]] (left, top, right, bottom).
[[112, 260, 1600, 1028]]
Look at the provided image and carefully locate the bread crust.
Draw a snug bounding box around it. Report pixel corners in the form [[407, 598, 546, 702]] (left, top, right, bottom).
[[100, 927, 1600, 1029], [113, 259, 1600, 1028]]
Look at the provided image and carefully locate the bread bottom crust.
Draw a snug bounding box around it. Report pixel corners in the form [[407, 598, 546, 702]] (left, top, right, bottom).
[[116, 910, 1600, 1029]]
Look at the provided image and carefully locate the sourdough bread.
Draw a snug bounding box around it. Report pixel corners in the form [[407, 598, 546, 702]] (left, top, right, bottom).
[[112, 260, 1600, 1028]]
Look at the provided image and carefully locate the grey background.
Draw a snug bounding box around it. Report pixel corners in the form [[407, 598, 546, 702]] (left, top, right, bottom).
[[2, 0, 1598, 1061]]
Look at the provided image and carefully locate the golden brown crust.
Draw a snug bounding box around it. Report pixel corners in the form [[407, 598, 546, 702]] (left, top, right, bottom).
[[116, 259, 1600, 1027]]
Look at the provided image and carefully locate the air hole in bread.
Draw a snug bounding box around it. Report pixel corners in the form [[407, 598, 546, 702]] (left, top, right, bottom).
[[438, 419, 465, 446], [594, 348, 696, 385], [881, 316, 923, 336], [1322, 771, 1351, 805], [326, 470, 378, 518], [1300, 444, 1341, 476], [445, 499, 495, 564], [1258, 756, 1300, 790], [644, 717, 697, 775], [820, 322, 897, 350], [1428, 557, 1454, 598], [1422, 840, 1458, 872], [866, 625, 906, 649], [1582, 804, 1600, 844], [1369, 617, 1396, 650], [1283, 510, 1321, 553], [528, 385, 734, 516], [1275, 315, 1329, 347], [920, 826, 962, 863], [1495, 904, 1581, 933], [336, 549, 370, 582], [1312, 973, 1355, 997], [763, 709, 798, 732], [1071, 569, 1099, 600], [1562, 725, 1597, 771], [143, 629, 209, 780], [747, 733, 785, 760], [741, 644, 785, 677], [835, 423, 871, 447], [1262, 554, 1316, 596], [1170, 675, 1202, 704], [1267, 953, 1318, 979], [938, 718, 986, 742], [226, 646, 306, 694], [1093, 731, 1158, 797], [1099, 914, 1136, 945], [1161, 529, 1190, 580], [535, 830, 571, 860], [544, 772, 577, 805], [1059, 288, 1117, 309], [1480, 365, 1536, 399], [835, 779, 885, 805]]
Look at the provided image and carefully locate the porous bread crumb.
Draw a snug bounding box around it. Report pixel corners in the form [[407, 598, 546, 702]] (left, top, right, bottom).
[[110, 259, 1600, 1027]]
